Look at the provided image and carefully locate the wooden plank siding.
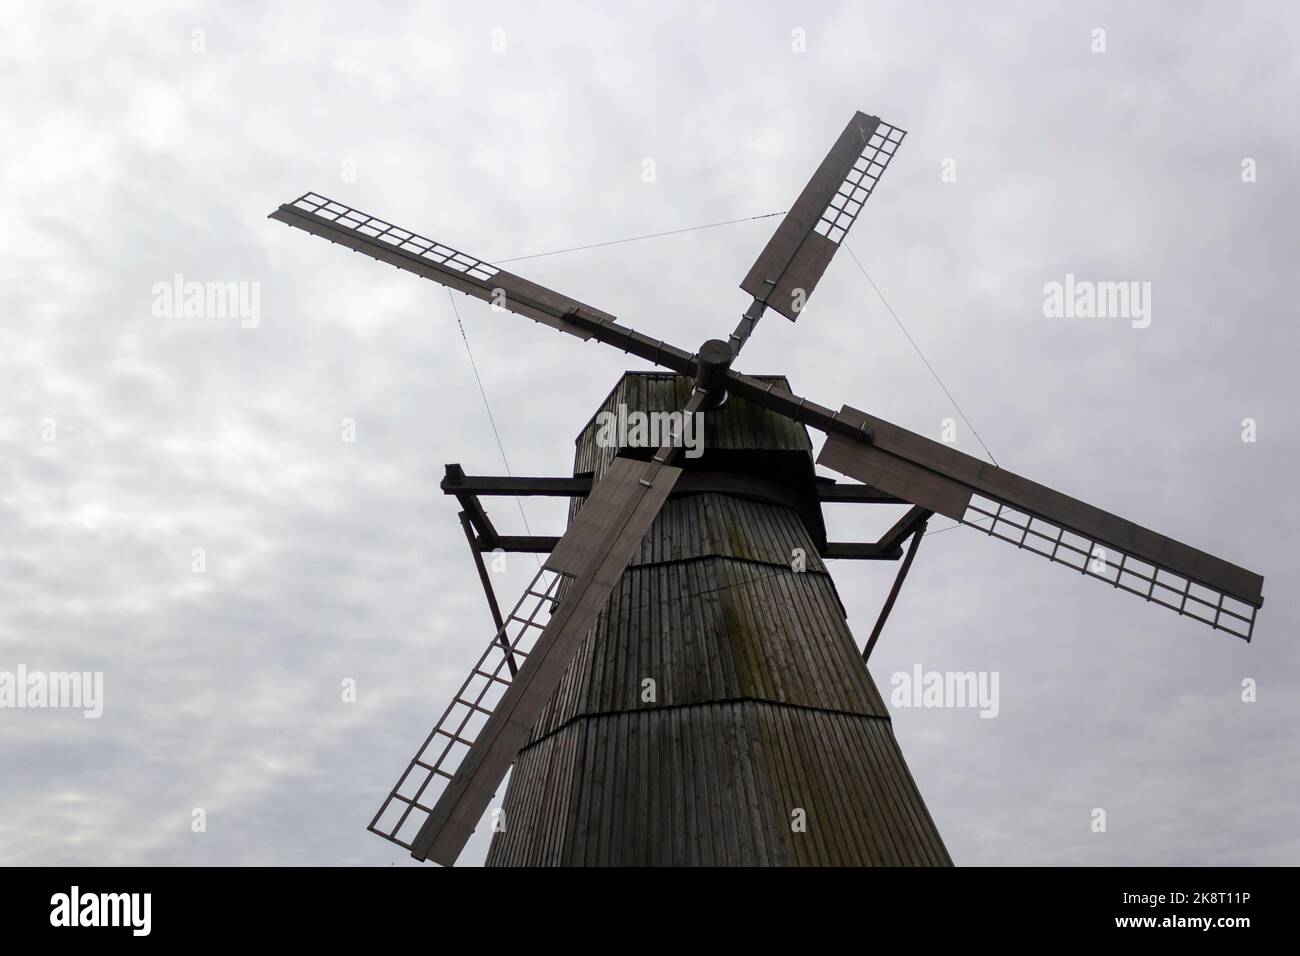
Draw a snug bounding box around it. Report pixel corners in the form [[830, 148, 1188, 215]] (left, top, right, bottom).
[[487, 704, 951, 866]]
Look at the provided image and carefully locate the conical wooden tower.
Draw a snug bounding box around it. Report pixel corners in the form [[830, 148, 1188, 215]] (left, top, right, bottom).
[[486, 373, 951, 865]]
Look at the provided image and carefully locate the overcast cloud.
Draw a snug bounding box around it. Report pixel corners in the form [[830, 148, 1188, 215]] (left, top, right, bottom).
[[1, 0, 1297, 866]]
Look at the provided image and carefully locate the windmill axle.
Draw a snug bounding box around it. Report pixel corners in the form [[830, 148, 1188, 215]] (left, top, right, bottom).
[[693, 338, 735, 408]]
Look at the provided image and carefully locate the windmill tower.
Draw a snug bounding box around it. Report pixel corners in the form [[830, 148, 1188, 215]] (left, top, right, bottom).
[[270, 111, 1265, 866], [485, 373, 949, 865]]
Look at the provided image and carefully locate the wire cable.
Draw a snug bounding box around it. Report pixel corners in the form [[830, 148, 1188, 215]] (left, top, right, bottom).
[[923, 514, 993, 538], [494, 211, 784, 264], [446, 289, 541, 565], [845, 245, 1000, 467]]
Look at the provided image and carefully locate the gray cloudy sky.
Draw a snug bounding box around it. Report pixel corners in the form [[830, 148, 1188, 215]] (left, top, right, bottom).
[[2, 0, 1297, 866]]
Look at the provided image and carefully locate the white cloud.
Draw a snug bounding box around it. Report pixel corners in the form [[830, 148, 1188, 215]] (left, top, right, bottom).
[[1, 0, 1296, 866]]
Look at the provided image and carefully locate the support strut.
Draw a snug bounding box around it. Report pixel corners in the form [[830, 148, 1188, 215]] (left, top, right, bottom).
[[457, 511, 516, 676], [862, 519, 928, 662]]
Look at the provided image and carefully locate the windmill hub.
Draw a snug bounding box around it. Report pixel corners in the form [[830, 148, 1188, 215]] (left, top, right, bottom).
[[694, 338, 734, 408]]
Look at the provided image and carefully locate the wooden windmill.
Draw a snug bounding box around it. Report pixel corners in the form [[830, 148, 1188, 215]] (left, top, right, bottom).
[[270, 111, 1264, 866]]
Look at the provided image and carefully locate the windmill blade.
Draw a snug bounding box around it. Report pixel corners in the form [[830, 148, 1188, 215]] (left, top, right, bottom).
[[269, 193, 696, 373], [721, 370, 1264, 640], [816, 405, 1264, 640], [740, 112, 906, 321], [369, 455, 682, 865]]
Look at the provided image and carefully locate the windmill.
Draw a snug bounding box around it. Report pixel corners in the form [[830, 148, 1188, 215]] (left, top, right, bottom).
[[269, 111, 1265, 866]]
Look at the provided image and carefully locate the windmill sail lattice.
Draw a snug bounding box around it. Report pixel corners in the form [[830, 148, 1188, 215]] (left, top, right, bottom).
[[369, 565, 566, 850], [375, 456, 683, 865], [959, 495, 1258, 639], [740, 112, 906, 320]]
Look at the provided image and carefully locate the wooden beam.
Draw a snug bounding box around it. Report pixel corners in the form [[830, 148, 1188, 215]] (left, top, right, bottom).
[[457, 512, 515, 676], [443, 466, 909, 560], [877, 505, 933, 552], [480, 534, 900, 560], [863, 520, 928, 661], [441, 467, 902, 505], [823, 542, 903, 560], [441, 470, 592, 497], [443, 464, 498, 547], [816, 481, 903, 504], [486, 535, 561, 554]]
